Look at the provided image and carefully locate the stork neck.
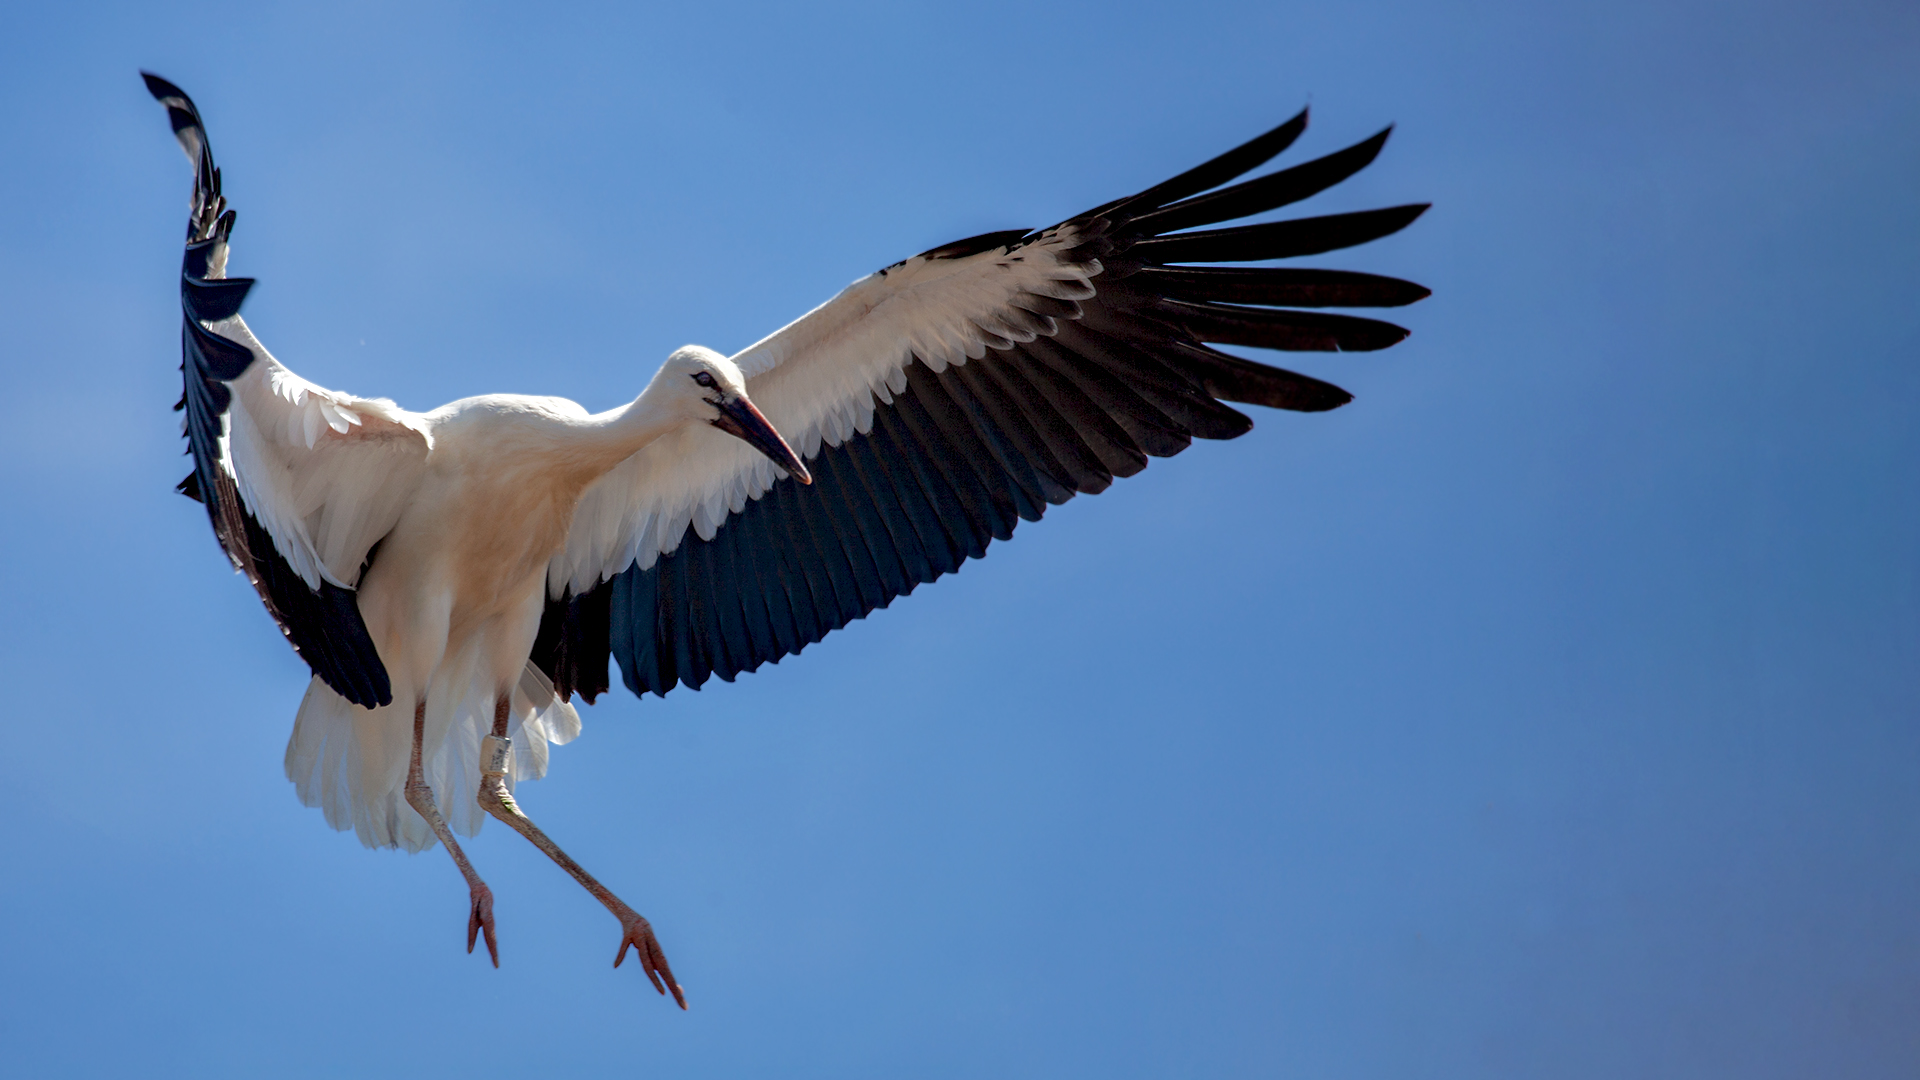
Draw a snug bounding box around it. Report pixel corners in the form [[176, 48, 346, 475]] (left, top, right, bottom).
[[568, 390, 684, 478]]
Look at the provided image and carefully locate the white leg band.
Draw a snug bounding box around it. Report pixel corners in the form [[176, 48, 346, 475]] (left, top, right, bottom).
[[481, 734, 513, 780]]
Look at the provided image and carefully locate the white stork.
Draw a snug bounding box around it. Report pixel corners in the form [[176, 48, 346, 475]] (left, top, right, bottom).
[[145, 73, 1428, 1008]]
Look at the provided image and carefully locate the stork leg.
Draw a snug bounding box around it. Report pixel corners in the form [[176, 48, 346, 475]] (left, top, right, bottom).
[[403, 700, 499, 966], [476, 694, 685, 1008]]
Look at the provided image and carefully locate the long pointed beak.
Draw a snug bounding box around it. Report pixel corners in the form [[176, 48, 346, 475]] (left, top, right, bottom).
[[711, 395, 812, 485]]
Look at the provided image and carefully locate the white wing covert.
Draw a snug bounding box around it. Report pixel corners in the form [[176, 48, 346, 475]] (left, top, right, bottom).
[[218, 322, 431, 591], [551, 225, 1103, 599]]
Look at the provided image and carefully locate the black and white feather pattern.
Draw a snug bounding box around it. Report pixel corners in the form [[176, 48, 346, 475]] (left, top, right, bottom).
[[533, 108, 1430, 702], [148, 73, 429, 709]]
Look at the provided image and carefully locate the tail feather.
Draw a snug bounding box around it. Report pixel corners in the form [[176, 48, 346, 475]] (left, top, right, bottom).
[[284, 660, 585, 852]]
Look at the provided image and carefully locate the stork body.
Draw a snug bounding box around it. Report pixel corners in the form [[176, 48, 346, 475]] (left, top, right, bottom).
[[212, 314, 791, 1000], [146, 73, 1429, 1007], [359, 367, 758, 711]]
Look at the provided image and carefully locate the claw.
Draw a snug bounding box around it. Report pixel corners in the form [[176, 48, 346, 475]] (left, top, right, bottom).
[[614, 915, 686, 1009], [466, 884, 499, 968]]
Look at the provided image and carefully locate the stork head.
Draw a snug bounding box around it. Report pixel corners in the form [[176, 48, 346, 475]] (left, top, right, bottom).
[[657, 345, 811, 484]]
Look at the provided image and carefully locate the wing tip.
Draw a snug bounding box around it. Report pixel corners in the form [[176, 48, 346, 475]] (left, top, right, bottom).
[[140, 70, 185, 101]]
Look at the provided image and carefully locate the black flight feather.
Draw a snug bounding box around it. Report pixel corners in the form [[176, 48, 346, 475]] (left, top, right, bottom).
[[148, 74, 394, 708]]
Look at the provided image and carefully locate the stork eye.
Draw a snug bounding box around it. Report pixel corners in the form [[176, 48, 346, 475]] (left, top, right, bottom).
[[692, 372, 718, 389]]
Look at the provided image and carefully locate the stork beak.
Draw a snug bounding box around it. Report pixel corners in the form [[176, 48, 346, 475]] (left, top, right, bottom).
[[711, 395, 812, 485]]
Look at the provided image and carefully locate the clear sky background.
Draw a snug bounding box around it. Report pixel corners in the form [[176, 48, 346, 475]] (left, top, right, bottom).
[[2, 1, 1916, 1077]]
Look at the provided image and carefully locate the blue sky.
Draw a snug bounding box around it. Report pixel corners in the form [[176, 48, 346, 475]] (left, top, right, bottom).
[[3, 1, 1917, 1077]]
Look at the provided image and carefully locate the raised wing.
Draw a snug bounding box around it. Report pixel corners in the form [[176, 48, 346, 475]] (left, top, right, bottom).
[[539, 108, 1428, 702], [147, 74, 430, 708]]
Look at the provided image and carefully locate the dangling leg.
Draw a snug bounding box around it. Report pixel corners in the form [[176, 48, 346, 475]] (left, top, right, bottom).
[[403, 700, 499, 966], [476, 693, 685, 1008]]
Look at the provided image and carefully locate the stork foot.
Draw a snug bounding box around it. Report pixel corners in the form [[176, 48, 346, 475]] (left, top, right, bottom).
[[467, 883, 499, 967], [614, 910, 685, 1009]]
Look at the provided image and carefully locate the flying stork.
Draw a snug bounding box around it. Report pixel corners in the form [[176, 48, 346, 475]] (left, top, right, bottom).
[[146, 73, 1429, 1008]]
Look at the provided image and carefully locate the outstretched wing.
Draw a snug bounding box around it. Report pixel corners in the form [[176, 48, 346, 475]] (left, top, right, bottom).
[[147, 74, 430, 708], [539, 108, 1428, 702]]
